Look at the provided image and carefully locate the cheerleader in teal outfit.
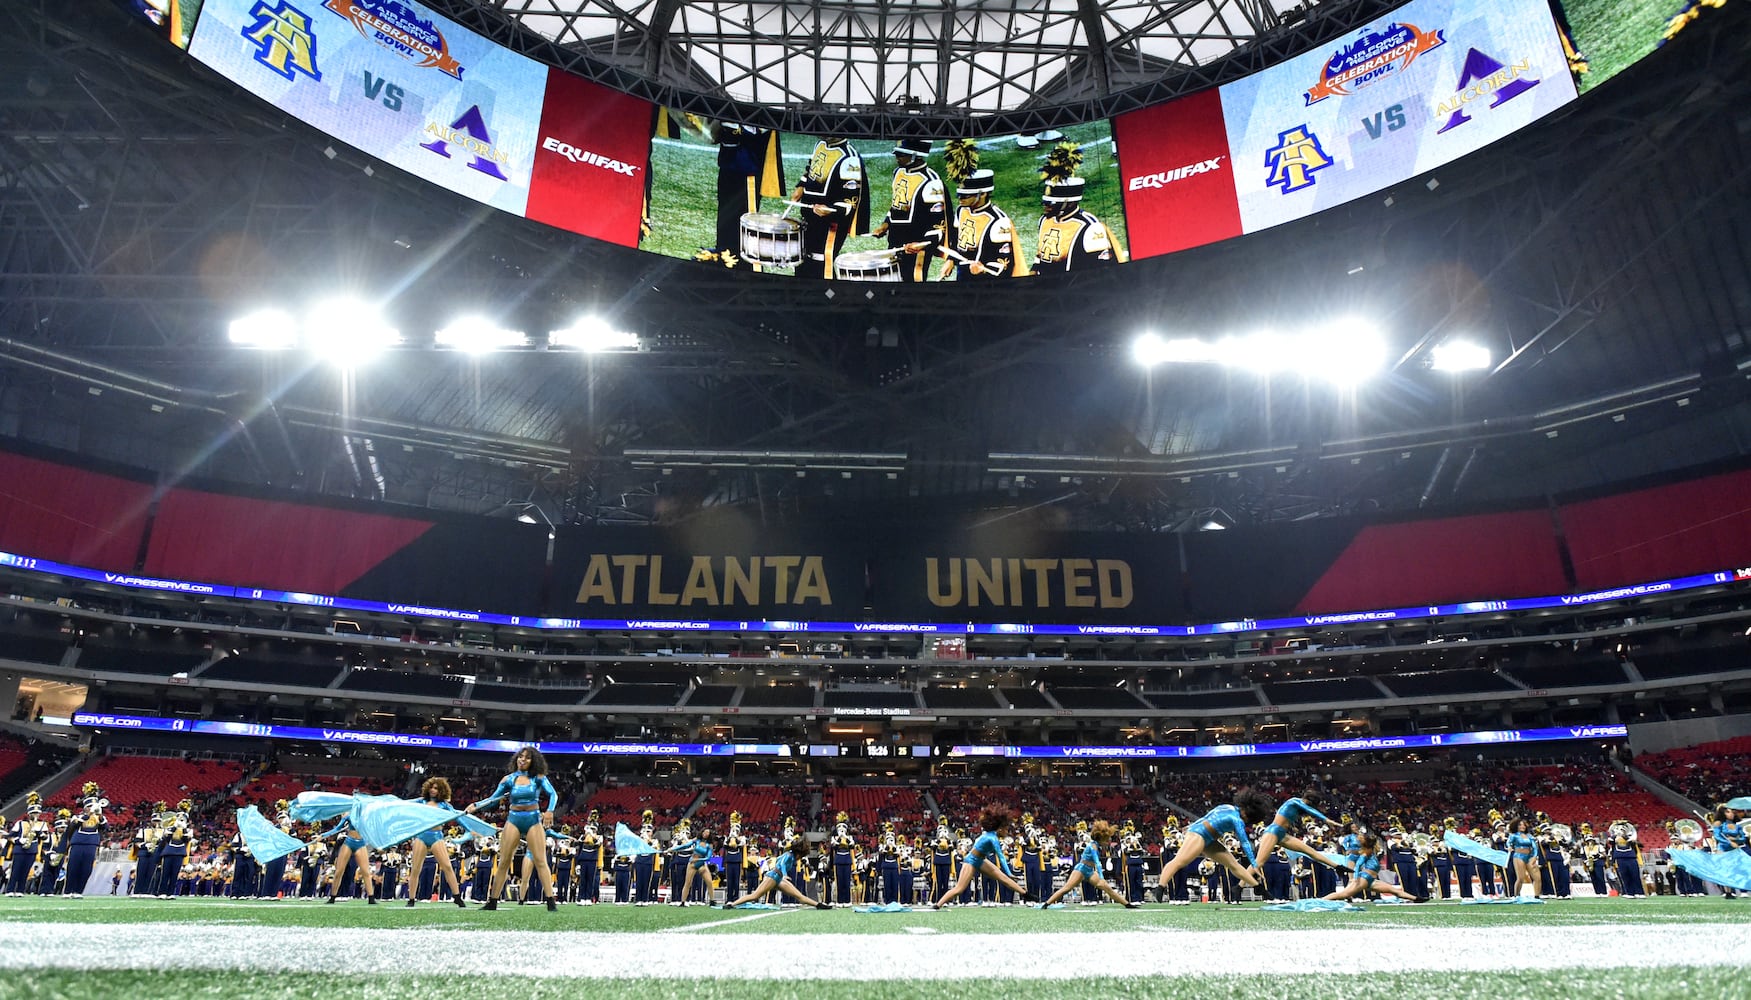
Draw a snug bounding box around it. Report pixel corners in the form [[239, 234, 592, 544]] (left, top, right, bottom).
[[930, 804, 1034, 908], [466, 746, 560, 911], [1155, 790, 1273, 895], [1322, 830, 1421, 902], [404, 777, 468, 909], [1039, 820, 1138, 909], [668, 828, 719, 907], [1251, 791, 1353, 873], [324, 813, 378, 905], [717, 834, 830, 909], [1506, 819, 1542, 900]]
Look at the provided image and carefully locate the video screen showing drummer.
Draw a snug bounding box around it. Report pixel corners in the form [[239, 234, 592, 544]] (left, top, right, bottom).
[[940, 169, 1023, 280], [791, 136, 871, 279], [710, 122, 786, 263], [871, 138, 947, 282]]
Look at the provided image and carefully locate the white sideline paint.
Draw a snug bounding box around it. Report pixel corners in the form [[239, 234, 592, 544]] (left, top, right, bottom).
[[0, 924, 1745, 979], [660, 908, 797, 933]]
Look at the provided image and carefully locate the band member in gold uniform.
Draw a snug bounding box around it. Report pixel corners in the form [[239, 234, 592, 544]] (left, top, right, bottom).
[[942, 169, 1023, 279], [1032, 177, 1124, 275], [792, 136, 870, 278], [872, 137, 947, 282]]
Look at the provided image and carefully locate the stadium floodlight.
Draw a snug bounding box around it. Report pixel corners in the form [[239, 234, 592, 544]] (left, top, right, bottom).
[[228, 309, 298, 349], [435, 316, 527, 353], [303, 298, 399, 365], [1431, 340, 1492, 372], [1132, 332, 1219, 368], [550, 316, 639, 352]]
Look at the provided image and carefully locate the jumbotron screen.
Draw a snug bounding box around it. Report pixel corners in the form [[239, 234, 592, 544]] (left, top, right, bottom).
[[639, 116, 1128, 281]]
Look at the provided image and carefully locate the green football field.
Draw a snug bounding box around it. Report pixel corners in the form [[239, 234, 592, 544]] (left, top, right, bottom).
[[1558, 0, 1719, 93], [1, 895, 1746, 999]]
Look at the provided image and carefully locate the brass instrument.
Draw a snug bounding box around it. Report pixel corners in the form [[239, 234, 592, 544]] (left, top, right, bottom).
[[1672, 818, 1706, 845], [1549, 823, 1573, 845]]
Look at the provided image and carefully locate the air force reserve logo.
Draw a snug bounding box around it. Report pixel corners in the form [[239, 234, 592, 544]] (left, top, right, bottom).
[[1305, 22, 1445, 106], [323, 0, 465, 79]]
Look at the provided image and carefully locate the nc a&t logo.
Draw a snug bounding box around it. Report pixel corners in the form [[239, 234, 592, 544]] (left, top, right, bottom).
[[1264, 125, 1332, 193], [1435, 48, 1540, 134], [243, 1, 322, 83]]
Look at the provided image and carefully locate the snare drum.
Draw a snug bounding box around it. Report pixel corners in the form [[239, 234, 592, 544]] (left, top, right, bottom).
[[738, 212, 802, 267], [834, 249, 901, 281]]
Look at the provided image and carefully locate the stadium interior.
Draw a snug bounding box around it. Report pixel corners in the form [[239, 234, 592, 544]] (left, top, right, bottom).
[[0, 0, 1749, 996]]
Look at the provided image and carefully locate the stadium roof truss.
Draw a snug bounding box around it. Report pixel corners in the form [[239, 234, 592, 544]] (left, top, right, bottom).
[[438, 0, 1401, 135]]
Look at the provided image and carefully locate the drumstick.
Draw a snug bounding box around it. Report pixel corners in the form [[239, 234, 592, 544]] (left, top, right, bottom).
[[933, 245, 996, 271]]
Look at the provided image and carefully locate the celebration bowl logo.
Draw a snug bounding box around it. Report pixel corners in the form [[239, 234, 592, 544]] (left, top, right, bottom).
[[323, 0, 464, 79], [1305, 22, 1445, 106]]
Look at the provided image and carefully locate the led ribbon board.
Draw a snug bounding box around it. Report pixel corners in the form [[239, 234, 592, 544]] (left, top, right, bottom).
[[949, 725, 1630, 759], [68, 712, 791, 756], [70, 711, 1625, 758], [2, 550, 1745, 635]]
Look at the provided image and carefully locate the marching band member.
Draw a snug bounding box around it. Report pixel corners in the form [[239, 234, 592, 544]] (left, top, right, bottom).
[[1039, 820, 1139, 909], [466, 747, 560, 911], [1386, 827, 1426, 902], [828, 812, 856, 906], [1431, 822, 1455, 899], [259, 800, 294, 901], [1157, 821, 1190, 904], [38, 809, 70, 895], [717, 834, 831, 909], [1030, 177, 1123, 275], [300, 838, 327, 898], [1581, 824, 1609, 896], [1453, 827, 1478, 900], [871, 137, 947, 282], [662, 817, 691, 904], [942, 169, 1022, 279], [62, 784, 107, 897], [1120, 821, 1148, 904], [552, 826, 576, 903], [577, 811, 604, 905], [877, 821, 903, 905], [131, 802, 164, 897], [611, 840, 632, 904], [7, 794, 48, 897], [930, 819, 957, 905], [404, 777, 468, 909], [1507, 818, 1542, 899], [1020, 814, 1047, 902], [930, 804, 1032, 908], [668, 828, 719, 907], [1323, 831, 1422, 903], [791, 136, 869, 279], [154, 800, 196, 900], [1155, 791, 1272, 896], [631, 809, 659, 905]]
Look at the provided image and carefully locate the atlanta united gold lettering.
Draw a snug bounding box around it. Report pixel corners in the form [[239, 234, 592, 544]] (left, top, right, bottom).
[[574, 555, 832, 606], [925, 557, 1133, 609]]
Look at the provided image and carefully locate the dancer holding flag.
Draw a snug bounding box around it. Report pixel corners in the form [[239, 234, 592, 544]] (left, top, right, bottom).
[[467, 747, 561, 911]]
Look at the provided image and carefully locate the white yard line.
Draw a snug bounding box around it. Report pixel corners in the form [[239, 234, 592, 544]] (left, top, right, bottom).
[[660, 908, 798, 933], [0, 923, 1744, 979]]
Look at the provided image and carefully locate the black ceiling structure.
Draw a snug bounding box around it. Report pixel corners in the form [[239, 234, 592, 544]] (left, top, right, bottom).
[[1, 0, 1749, 531]]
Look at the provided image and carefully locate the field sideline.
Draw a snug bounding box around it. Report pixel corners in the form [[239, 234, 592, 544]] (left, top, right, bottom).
[[0, 896, 1746, 999]]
